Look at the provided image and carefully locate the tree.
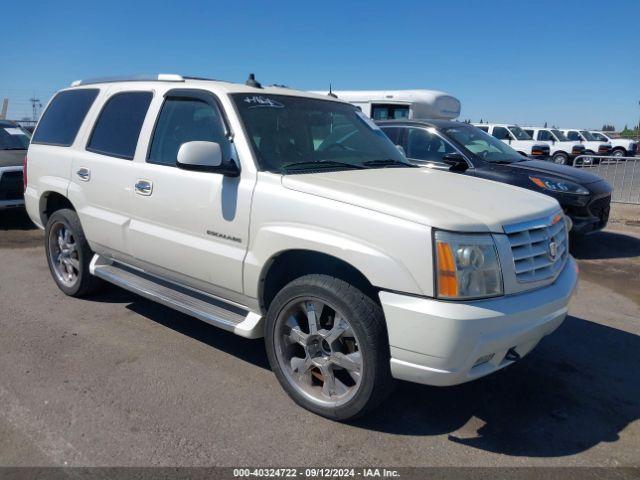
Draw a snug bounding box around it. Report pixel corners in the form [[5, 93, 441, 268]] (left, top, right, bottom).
[[601, 124, 616, 132]]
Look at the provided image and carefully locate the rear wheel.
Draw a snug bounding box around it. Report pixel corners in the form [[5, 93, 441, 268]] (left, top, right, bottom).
[[552, 152, 569, 165], [45, 209, 103, 297], [265, 274, 393, 420]]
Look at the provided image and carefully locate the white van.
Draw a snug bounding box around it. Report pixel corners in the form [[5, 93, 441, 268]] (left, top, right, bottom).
[[313, 89, 461, 121], [523, 127, 586, 165], [473, 123, 550, 160]]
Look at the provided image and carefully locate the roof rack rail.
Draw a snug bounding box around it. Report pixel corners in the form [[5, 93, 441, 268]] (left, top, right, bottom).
[[70, 74, 184, 87]]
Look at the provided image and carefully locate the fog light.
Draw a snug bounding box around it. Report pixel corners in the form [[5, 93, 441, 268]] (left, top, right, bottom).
[[473, 353, 495, 367]]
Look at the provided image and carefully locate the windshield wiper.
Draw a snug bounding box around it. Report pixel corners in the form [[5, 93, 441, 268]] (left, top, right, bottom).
[[1, 147, 26, 151], [362, 159, 416, 168], [281, 160, 365, 171]]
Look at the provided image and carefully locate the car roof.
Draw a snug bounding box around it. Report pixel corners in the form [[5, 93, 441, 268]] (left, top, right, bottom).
[[375, 119, 467, 129], [64, 75, 348, 104]]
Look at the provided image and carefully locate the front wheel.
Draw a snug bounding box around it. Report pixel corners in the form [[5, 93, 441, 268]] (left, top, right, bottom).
[[552, 152, 569, 165], [265, 274, 393, 420], [612, 149, 625, 158], [45, 209, 103, 297]]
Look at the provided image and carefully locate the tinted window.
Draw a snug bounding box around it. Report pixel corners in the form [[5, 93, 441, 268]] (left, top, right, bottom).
[[0, 125, 30, 150], [567, 131, 581, 141], [148, 96, 228, 166], [524, 129, 534, 137], [405, 128, 455, 162], [87, 92, 152, 159], [492, 126, 511, 140], [476, 126, 489, 132], [537, 130, 552, 141], [380, 126, 403, 145], [371, 104, 410, 120], [32, 89, 99, 146]]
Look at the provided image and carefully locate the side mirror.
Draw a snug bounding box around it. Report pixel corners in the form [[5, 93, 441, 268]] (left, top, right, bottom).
[[177, 141, 239, 176], [442, 152, 468, 172]]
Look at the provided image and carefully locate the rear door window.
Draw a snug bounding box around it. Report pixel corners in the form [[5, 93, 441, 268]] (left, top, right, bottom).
[[87, 91, 153, 159], [379, 126, 403, 145], [31, 89, 99, 146]]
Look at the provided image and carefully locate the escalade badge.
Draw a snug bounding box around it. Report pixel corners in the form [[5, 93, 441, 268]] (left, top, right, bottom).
[[548, 240, 558, 261]]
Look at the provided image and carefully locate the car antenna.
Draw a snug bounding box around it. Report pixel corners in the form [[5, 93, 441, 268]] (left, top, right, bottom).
[[327, 83, 337, 98], [246, 73, 262, 89]]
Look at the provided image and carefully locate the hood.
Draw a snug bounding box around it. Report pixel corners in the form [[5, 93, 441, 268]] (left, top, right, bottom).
[[281, 168, 560, 233], [510, 159, 604, 185], [0, 149, 25, 168]]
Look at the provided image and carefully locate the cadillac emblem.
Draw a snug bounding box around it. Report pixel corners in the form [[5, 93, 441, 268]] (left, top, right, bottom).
[[548, 240, 558, 261]]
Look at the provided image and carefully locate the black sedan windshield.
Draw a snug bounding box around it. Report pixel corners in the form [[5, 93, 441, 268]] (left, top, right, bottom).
[[0, 124, 30, 150], [445, 125, 524, 163], [232, 94, 409, 173]]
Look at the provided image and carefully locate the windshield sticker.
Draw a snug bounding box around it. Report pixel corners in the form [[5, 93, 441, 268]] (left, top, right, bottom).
[[355, 110, 381, 131], [243, 96, 285, 108], [4, 128, 24, 136]]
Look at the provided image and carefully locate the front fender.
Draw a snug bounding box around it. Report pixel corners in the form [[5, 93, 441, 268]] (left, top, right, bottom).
[[243, 222, 430, 300]]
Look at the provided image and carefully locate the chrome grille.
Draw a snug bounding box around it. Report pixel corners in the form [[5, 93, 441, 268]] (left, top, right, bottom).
[[505, 215, 568, 283]]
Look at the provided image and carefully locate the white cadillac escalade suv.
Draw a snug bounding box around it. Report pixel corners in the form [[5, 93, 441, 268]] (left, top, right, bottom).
[[25, 74, 578, 420]]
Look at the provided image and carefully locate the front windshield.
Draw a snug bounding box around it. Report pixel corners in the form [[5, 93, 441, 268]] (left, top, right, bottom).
[[551, 129, 569, 141], [0, 124, 31, 150], [231, 94, 409, 173], [580, 130, 597, 141], [508, 126, 532, 140], [445, 125, 524, 163], [591, 132, 608, 142]]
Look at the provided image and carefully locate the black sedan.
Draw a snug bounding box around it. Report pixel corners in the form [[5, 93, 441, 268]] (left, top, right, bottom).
[[377, 119, 612, 235], [0, 120, 30, 209]]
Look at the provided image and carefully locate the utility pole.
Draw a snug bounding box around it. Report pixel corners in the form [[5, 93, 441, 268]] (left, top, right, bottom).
[[0, 98, 8, 120], [29, 96, 42, 122]]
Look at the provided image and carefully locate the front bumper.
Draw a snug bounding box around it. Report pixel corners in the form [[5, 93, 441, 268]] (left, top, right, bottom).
[[0, 166, 24, 209], [380, 257, 578, 387]]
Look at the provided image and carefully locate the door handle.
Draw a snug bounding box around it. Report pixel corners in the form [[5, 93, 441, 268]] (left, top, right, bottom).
[[134, 179, 153, 196], [76, 168, 91, 181]]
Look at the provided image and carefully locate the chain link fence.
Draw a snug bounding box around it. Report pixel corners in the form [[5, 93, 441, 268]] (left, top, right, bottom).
[[573, 156, 640, 204]]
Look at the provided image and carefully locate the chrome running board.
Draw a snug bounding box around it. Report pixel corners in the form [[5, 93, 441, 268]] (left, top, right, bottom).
[[90, 255, 264, 339]]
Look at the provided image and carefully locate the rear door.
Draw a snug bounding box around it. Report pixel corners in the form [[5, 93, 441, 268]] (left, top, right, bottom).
[[128, 88, 253, 297], [68, 87, 153, 257]]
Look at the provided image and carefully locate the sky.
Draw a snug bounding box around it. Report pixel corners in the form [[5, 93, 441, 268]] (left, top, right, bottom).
[[2, 0, 639, 129]]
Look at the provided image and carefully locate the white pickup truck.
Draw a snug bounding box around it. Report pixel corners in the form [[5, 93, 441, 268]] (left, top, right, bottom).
[[25, 74, 577, 420], [589, 131, 637, 158], [473, 123, 550, 159]]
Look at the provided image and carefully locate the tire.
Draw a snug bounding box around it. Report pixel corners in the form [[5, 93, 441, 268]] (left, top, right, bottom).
[[612, 149, 625, 158], [45, 208, 103, 297], [583, 150, 598, 165], [265, 274, 394, 421], [552, 152, 570, 165]]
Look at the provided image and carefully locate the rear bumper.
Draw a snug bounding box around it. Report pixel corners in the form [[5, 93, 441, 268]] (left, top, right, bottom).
[[380, 257, 578, 387]]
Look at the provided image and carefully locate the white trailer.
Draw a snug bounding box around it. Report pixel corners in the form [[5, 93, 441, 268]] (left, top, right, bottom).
[[312, 89, 461, 120]]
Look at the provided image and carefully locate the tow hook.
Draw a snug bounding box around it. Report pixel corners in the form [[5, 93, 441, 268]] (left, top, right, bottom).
[[505, 348, 521, 362]]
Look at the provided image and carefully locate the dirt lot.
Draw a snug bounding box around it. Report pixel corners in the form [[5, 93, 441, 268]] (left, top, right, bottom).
[[0, 208, 638, 467]]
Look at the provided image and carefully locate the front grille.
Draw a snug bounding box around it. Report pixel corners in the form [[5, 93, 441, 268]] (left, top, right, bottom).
[[0, 171, 24, 201], [505, 215, 568, 283], [589, 195, 611, 224]]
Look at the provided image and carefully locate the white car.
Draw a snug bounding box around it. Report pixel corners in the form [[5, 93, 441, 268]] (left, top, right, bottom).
[[589, 131, 637, 158], [25, 74, 577, 420], [523, 127, 586, 165], [560, 129, 612, 160], [473, 123, 550, 159]]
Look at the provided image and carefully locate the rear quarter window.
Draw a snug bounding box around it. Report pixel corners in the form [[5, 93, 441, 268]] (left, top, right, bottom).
[[31, 89, 99, 146]]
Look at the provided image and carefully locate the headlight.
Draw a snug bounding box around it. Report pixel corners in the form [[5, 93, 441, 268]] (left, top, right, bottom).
[[529, 176, 589, 195], [434, 231, 503, 300]]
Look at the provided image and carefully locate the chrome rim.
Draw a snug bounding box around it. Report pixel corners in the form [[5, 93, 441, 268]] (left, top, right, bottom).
[[274, 297, 363, 407], [48, 221, 80, 287], [553, 155, 565, 164]]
